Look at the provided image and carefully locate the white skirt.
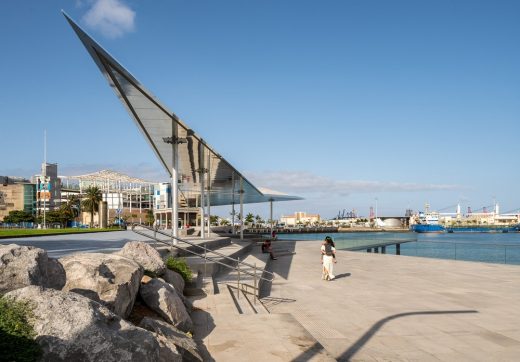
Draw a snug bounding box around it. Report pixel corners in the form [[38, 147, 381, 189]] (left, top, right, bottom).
[[322, 255, 335, 279]]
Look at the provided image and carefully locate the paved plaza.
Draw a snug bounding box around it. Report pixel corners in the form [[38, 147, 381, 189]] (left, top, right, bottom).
[[0, 230, 151, 258], [266, 240, 520, 361]]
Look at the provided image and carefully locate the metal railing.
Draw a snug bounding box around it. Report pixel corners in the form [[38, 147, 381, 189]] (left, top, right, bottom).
[[130, 223, 274, 302], [404, 240, 520, 265]]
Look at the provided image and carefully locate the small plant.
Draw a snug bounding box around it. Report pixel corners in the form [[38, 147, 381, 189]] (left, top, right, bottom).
[[0, 296, 42, 362], [165, 256, 193, 283]]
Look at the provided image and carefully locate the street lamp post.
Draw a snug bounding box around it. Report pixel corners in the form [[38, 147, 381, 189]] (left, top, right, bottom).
[[163, 134, 187, 244]]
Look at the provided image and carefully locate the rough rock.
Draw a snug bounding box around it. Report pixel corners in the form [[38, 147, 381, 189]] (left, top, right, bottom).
[[158, 276, 191, 313], [140, 317, 202, 362], [60, 253, 143, 318], [46, 257, 66, 290], [0, 244, 65, 294], [139, 278, 193, 332], [117, 241, 165, 275], [162, 268, 185, 294], [5, 286, 163, 362]]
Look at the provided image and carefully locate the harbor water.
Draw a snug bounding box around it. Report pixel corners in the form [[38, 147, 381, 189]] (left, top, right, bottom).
[[278, 232, 520, 265]]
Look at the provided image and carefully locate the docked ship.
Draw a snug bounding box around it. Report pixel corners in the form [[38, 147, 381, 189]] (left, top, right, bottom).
[[410, 202, 520, 233], [410, 205, 445, 233]]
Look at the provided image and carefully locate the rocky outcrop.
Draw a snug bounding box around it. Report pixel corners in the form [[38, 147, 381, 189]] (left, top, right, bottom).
[[5, 286, 166, 362], [117, 241, 165, 275], [0, 244, 65, 294], [139, 278, 193, 332], [162, 269, 185, 293], [140, 317, 202, 362], [60, 253, 143, 318]]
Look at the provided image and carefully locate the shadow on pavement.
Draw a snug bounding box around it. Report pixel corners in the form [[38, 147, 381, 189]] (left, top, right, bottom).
[[338, 309, 479, 361], [332, 272, 351, 280], [289, 341, 332, 362]]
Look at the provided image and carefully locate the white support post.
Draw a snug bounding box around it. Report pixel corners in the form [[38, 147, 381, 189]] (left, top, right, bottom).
[[129, 182, 132, 213], [171, 133, 179, 244], [240, 177, 244, 240], [231, 172, 235, 235], [270, 199, 274, 234], [200, 146, 206, 239], [206, 152, 211, 236]]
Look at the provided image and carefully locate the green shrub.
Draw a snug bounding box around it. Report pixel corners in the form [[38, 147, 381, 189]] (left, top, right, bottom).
[[0, 296, 42, 362], [165, 257, 193, 283]]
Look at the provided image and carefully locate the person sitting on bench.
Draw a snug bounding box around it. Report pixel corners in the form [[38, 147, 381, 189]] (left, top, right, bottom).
[[262, 239, 277, 260]]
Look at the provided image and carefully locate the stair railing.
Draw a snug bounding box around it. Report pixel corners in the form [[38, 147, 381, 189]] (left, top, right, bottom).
[[133, 223, 275, 280], [131, 223, 274, 301]]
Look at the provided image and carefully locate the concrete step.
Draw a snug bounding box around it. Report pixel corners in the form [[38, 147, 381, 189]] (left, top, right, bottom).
[[225, 283, 269, 315], [184, 240, 253, 278], [190, 293, 335, 362]]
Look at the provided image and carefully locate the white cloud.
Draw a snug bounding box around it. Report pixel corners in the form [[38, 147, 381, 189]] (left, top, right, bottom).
[[246, 171, 461, 196], [82, 0, 136, 38]]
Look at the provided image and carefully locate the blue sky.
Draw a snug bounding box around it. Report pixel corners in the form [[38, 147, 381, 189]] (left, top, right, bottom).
[[1, 0, 519, 219]]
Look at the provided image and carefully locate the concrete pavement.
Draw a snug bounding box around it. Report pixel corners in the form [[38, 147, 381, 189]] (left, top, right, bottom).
[[267, 240, 520, 361]]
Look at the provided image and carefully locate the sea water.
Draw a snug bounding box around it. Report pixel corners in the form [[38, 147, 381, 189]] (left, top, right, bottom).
[[278, 232, 520, 265]]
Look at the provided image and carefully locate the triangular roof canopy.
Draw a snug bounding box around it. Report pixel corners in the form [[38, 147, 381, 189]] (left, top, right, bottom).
[[64, 13, 302, 205]]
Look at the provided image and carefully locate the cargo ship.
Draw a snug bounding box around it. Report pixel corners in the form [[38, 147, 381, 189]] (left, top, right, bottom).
[[410, 206, 445, 233], [410, 202, 520, 233]]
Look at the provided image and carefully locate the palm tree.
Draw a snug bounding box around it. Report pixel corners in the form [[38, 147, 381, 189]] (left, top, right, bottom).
[[245, 213, 255, 224], [59, 195, 81, 227], [82, 186, 103, 228]]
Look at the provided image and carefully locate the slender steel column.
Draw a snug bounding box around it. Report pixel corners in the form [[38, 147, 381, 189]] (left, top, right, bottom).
[[199, 144, 206, 239], [231, 172, 235, 235], [206, 152, 211, 236], [240, 177, 244, 240], [172, 153, 178, 241], [270, 199, 274, 234]]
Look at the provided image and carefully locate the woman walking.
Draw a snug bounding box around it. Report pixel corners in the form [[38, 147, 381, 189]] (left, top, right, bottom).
[[321, 236, 337, 280]]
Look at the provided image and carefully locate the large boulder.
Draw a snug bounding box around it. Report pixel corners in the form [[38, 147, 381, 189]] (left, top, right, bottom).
[[117, 241, 165, 275], [0, 244, 65, 294], [5, 286, 165, 362], [140, 317, 202, 362], [139, 278, 193, 332], [60, 253, 143, 318], [162, 268, 185, 293]]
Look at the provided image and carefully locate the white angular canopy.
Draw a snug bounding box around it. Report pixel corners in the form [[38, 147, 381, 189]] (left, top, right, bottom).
[[64, 13, 302, 206]]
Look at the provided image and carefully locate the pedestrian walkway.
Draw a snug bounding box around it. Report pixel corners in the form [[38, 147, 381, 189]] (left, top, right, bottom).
[[268, 240, 520, 361]]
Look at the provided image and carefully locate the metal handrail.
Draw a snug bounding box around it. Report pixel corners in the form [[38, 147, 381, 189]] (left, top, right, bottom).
[[131, 224, 274, 283], [132, 223, 275, 279], [344, 239, 416, 251]]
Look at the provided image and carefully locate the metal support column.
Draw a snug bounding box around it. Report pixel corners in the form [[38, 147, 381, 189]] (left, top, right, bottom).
[[231, 172, 235, 235], [199, 142, 206, 239], [163, 131, 184, 244], [172, 154, 178, 242], [270, 199, 274, 235], [206, 152, 211, 235], [239, 177, 244, 240]]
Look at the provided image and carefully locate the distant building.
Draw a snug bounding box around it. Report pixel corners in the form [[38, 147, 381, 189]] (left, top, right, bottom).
[[280, 211, 321, 227], [32, 163, 62, 220], [0, 176, 36, 221]]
